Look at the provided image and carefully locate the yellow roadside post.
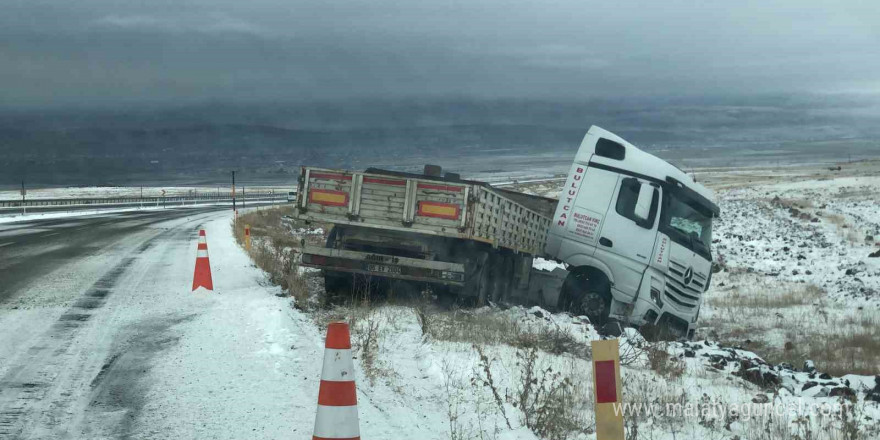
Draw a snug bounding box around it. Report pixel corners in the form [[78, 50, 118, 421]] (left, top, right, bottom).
[[245, 224, 251, 251], [591, 338, 624, 439]]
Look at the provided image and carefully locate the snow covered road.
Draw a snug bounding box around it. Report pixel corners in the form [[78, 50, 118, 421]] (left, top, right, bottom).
[[0, 208, 246, 302], [0, 208, 326, 439]]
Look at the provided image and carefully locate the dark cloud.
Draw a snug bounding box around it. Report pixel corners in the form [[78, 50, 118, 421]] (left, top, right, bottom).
[[1, 0, 879, 108]]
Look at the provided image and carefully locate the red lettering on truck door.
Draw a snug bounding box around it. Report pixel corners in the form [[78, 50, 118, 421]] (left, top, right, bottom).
[[556, 166, 586, 227]]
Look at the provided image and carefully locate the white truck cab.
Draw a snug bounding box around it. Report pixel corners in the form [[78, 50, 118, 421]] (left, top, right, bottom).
[[545, 126, 719, 339]]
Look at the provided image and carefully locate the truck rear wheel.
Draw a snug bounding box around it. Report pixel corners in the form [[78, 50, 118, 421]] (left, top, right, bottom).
[[488, 253, 512, 304], [463, 252, 490, 305], [559, 270, 611, 327], [323, 271, 354, 297]]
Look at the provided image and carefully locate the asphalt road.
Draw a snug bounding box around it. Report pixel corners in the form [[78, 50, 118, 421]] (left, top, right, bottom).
[[0, 208, 233, 303], [0, 207, 232, 438]]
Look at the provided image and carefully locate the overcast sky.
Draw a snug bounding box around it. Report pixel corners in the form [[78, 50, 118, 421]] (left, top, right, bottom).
[[2, 0, 878, 108]]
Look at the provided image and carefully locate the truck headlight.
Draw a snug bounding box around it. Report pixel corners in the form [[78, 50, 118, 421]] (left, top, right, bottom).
[[650, 278, 663, 307]]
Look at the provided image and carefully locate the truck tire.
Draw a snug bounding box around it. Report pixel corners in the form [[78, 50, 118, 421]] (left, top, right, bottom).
[[434, 285, 458, 308], [325, 226, 340, 248], [321, 227, 351, 298], [488, 253, 511, 304], [559, 269, 611, 327], [463, 252, 490, 305], [323, 271, 353, 297]]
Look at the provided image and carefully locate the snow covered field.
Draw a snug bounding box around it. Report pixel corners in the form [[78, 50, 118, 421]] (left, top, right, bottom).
[[700, 162, 880, 377]]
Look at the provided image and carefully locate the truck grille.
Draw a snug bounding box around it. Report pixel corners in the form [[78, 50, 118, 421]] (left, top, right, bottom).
[[665, 260, 705, 309]]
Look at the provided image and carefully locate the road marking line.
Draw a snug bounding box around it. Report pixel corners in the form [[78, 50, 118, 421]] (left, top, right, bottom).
[[0, 242, 13, 247]]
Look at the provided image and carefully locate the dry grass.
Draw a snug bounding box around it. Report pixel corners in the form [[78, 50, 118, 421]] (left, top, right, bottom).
[[788, 315, 880, 376], [772, 197, 815, 210], [420, 308, 590, 358], [769, 196, 866, 243], [646, 343, 686, 380], [708, 283, 824, 309], [232, 206, 323, 309], [845, 229, 864, 244], [316, 296, 590, 359], [704, 278, 880, 376], [825, 213, 847, 228], [233, 206, 324, 251], [822, 213, 866, 244], [510, 348, 591, 440]]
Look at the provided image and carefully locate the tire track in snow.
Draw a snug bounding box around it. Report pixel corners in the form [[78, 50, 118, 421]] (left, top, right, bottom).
[[0, 219, 202, 439], [82, 313, 198, 440], [0, 256, 135, 438], [77, 225, 199, 439], [50, 223, 210, 439]]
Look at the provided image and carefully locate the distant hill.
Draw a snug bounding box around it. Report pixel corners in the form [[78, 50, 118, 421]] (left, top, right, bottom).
[[2, 97, 878, 187], [0, 123, 583, 186]]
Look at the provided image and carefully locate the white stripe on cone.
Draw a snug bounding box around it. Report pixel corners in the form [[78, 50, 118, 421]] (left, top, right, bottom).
[[198, 236, 207, 244], [313, 405, 360, 438], [197, 249, 209, 258], [321, 349, 355, 381], [314, 338, 359, 439]]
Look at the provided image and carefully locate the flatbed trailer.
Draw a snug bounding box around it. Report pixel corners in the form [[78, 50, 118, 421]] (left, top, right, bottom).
[[294, 165, 561, 304]]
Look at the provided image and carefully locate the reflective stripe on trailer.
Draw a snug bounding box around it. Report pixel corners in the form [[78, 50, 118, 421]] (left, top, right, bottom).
[[417, 201, 460, 220], [310, 189, 349, 207]]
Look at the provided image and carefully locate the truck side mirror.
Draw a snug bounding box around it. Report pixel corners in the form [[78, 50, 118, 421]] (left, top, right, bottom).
[[633, 182, 654, 223]]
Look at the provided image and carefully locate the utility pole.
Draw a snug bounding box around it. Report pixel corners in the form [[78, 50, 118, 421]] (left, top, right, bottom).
[[140, 186, 143, 209], [232, 171, 237, 216], [21, 180, 26, 216], [242, 185, 246, 210]]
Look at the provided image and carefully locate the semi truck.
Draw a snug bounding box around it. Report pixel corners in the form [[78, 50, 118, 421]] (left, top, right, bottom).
[[294, 126, 720, 338]]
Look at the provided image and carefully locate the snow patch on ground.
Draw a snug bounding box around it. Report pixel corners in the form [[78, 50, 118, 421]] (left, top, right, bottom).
[[532, 257, 566, 272]]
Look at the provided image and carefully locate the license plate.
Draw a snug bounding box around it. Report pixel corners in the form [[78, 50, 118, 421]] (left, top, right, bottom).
[[366, 263, 401, 275]]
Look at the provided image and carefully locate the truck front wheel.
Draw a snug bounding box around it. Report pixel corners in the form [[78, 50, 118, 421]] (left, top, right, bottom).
[[559, 270, 611, 327]]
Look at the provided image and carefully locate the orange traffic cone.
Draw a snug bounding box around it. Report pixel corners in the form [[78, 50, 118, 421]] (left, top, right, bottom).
[[192, 230, 214, 291], [313, 322, 360, 440]]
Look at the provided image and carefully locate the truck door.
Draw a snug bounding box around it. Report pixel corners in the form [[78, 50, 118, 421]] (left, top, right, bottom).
[[554, 166, 620, 254], [595, 176, 661, 299]]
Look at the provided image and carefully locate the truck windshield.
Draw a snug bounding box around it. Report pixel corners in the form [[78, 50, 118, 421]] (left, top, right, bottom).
[[660, 190, 713, 260]]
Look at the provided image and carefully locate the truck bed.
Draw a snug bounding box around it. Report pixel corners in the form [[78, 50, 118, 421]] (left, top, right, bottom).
[[295, 167, 555, 255]]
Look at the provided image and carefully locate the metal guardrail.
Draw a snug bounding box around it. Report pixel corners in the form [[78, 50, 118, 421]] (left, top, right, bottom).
[[0, 191, 295, 214]]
